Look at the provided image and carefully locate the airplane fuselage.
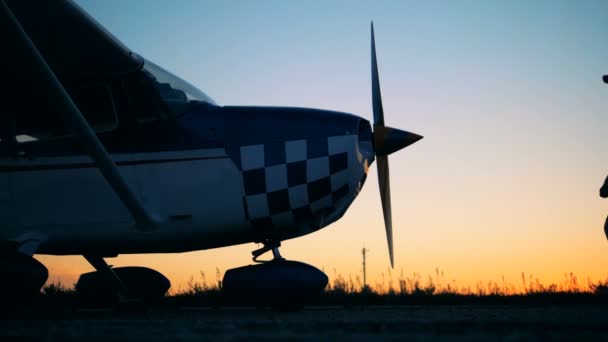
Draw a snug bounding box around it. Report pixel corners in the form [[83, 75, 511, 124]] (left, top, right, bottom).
[[0, 104, 374, 256]]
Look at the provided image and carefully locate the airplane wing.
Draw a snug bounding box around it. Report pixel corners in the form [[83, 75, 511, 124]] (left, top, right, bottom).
[[1, 0, 161, 231], [5, 0, 142, 84]]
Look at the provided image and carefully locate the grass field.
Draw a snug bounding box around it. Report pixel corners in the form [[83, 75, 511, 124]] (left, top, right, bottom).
[[38, 271, 608, 307]]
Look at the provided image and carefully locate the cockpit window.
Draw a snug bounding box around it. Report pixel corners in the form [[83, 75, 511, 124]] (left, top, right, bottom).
[[142, 58, 217, 109]]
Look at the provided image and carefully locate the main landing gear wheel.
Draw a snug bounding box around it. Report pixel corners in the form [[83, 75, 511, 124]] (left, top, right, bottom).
[[76, 255, 170, 309], [0, 252, 48, 310], [222, 241, 328, 310]]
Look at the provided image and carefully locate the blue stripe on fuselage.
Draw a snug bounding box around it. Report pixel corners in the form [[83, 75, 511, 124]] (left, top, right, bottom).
[[2, 104, 363, 165]]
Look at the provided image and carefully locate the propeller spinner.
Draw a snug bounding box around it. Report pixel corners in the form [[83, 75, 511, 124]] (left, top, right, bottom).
[[371, 22, 423, 267]]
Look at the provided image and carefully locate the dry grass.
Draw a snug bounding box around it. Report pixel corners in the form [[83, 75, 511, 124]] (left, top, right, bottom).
[[40, 269, 608, 307]]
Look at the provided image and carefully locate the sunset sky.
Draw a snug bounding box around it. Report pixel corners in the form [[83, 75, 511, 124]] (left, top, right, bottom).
[[40, 0, 608, 292]]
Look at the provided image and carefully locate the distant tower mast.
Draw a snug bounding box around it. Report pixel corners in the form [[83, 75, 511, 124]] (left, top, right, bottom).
[[362, 247, 368, 289]]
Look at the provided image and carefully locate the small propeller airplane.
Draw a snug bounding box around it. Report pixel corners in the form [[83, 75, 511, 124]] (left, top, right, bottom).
[[0, 0, 422, 305]]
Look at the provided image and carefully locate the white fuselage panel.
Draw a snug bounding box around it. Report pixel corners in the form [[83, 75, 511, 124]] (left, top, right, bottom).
[[1, 149, 253, 254], [0, 134, 369, 256]]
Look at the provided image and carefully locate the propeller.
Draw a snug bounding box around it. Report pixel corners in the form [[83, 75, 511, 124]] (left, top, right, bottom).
[[370, 22, 423, 267]]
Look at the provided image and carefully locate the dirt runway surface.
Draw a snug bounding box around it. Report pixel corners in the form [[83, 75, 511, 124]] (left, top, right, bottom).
[[2, 305, 608, 341]]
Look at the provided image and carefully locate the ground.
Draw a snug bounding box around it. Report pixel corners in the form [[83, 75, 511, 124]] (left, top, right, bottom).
[[2, 305, 608, 341]]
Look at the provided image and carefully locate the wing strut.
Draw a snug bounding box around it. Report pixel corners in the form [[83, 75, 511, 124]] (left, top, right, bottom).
[[1, 0, 160, 231]]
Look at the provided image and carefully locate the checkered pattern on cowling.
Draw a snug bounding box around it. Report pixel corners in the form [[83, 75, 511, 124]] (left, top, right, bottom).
[[239, 137, 351, 231]]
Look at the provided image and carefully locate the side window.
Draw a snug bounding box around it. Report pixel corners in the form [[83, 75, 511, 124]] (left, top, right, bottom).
[[67, 84, 118, 132], [0, 111, 47, 156], [112, 71, 170, 125], [0, 83, 118, 157], [8, 83, 117, 141]]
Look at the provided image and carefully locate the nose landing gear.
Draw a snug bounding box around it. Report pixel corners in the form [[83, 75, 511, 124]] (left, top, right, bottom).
[[222, 240, 328, 310], [251, 240, 283, 263]]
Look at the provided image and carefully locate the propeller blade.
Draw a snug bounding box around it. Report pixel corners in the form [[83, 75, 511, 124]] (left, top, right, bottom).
[[377, 155, 394, 268], [372, 21, 394, 268], [371, 22, 384, 127], [371, 22, 422, 268]]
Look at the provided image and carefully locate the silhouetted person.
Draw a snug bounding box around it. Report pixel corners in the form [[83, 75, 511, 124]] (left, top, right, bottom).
[[602, 175, 608, 240], [601, 73, 607, 238]]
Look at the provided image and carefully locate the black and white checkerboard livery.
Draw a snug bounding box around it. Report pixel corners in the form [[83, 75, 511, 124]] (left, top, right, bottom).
[[238, 136, 359, 236], [1, 2, 423, 305]]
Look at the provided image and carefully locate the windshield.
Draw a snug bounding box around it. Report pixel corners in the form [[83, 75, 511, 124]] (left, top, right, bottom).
[[142, 58, 217, 106]]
